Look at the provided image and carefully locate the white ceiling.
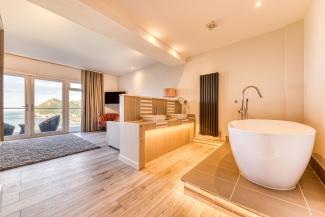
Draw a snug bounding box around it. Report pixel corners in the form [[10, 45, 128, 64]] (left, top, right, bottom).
[[1, 0, 311, 75], [98, 0, 310, 56], [27, 0, 186, 67], [0, 0, 157, 75]]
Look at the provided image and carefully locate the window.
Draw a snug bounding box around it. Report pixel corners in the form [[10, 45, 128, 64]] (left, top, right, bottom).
[[69, 82, 82, 132], [70, 82, 82, 89], [34, 79, 63, 133], [3, 74, 83, 139], [3, 75, 26, 136]]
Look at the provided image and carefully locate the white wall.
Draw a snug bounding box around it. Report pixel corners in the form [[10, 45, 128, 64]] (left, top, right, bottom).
[[4, 53, 81, 81], [304, 0, 325, 157], [119, 22, 304, 139], [103, 73, 119, 113], [5, 53, 119, 113], [119, 64, 184, 97], [285, 22, 304, 122]]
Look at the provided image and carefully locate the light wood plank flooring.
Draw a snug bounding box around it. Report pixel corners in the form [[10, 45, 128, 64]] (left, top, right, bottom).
[[0, 132, 235, 217]]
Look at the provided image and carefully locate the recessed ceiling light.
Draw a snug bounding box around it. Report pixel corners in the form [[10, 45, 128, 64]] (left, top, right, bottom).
[[206, 21, 218, 31], [169, 49, 179, 58], [255, 1, 262, 8], [145, 34, 160, 47], [130, 66, 135, 71]]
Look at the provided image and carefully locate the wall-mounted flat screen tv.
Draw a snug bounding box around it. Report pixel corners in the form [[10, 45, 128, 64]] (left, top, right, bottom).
[[105, 91, 125, 104]]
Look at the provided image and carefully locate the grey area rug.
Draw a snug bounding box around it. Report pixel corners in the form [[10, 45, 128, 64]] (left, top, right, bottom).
[[0, 134, 100, 171]]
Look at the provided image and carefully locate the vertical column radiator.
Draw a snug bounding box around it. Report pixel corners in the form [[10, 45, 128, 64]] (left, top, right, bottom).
[[200, 72, 219, 137]]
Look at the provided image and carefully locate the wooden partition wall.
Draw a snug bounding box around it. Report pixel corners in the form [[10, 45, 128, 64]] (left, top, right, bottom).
[[200, 72, 219, 137], [122, 95, 182, 122]]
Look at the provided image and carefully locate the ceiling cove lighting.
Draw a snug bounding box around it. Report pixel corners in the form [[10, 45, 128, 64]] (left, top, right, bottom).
[[255, 1, 262, 8], [145, 34, 160, 47], [144, 32, 182, 60], [169, 48, 180, 58]]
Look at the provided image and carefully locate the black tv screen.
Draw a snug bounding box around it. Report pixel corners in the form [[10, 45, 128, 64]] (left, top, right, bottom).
[[105, 91, 125, 104]]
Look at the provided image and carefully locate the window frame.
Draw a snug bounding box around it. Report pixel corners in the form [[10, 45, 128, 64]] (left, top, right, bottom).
[[32, 76, 65, 136], [3, 70, 83, 140], [68, 81, 82, 132]]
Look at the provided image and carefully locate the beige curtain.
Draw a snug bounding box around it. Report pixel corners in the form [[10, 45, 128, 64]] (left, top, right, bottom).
[[81, 70, 104, 132], [0, 21, 4, 141]]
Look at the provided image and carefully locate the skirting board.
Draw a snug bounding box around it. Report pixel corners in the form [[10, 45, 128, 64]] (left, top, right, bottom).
[[310, 153, 325, 184], [118, 154, 139, 170]]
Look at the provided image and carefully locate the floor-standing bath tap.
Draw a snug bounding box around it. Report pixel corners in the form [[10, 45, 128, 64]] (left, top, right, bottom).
[[239, 85, 263, 119]]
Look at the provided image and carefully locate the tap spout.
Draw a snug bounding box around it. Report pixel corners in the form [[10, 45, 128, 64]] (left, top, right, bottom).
[[242, 85, 263, 98], [239, 85, 263, 119]]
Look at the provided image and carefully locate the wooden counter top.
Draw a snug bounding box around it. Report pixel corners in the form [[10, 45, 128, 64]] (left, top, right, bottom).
[[126, 117, 194, 128]]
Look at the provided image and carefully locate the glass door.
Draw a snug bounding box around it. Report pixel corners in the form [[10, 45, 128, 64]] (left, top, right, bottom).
[[33, 79, 63, 134], [3, 74, 28, 138], [3, 75, 80, 139], [68, 82, 82, 132]]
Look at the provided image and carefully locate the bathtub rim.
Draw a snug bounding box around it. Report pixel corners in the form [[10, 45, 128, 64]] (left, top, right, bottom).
[[228, 119, 316, 136]]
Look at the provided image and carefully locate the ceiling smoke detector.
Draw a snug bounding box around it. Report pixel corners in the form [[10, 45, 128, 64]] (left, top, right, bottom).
[[206, 21, 218, 31]]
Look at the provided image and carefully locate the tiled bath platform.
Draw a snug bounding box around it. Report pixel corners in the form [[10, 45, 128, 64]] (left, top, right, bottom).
[[182, 144, 325, 217]]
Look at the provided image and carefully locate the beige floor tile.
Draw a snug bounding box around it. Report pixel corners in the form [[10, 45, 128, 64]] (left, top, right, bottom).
[[199, 148, 239, 172], [300, 169, 325, 214], [237, 176, 307, 207], [231, 186, 311, 217], [182, 169, 236, 199], [182, 143, 324, 217], [312, 210, 325, 217], [201, 156, 239, 172], [303, 191, 325, 214], [300, 167, 324, 186], [300, 180, 325, 195], [206, 147, 232, 159], [193, 163, 239, 184]]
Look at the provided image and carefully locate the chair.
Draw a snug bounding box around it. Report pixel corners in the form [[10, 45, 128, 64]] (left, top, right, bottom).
[[39, 115, 60, 132], [98, 113, 119, 130], [4, 123, 15, 136], [19, 124, 25, 134]]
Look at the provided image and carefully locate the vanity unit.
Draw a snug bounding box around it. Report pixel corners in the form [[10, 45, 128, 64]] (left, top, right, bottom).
[[119, 117, 195, 169], [107, 94, 195, 170]]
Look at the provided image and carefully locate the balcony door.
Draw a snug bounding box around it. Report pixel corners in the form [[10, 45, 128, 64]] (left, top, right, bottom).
[[3, 74, 29, 138], [33, 78, 63, 135], [68, 82, 82, 132], [3, 73, 81, 140]]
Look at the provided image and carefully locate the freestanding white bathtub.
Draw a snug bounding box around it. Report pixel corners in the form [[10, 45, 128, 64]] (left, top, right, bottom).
[[228, 119, 316, 190]]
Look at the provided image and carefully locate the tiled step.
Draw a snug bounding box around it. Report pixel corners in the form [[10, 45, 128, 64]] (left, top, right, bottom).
[[184, 183, 261, 217], [182, 143, 324, 217]]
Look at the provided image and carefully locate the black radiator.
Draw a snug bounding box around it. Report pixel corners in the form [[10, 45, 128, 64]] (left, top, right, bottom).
[[200, 72, 219, 137]]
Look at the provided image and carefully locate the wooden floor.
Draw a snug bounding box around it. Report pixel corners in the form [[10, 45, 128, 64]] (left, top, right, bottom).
[[0, 132, 235, 217]]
